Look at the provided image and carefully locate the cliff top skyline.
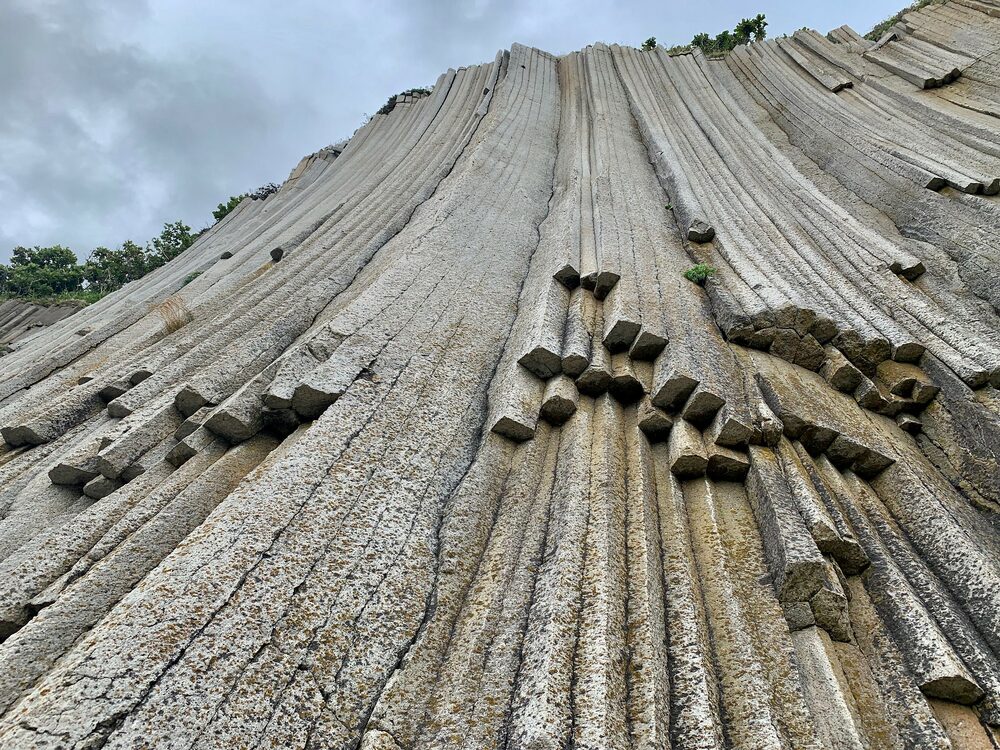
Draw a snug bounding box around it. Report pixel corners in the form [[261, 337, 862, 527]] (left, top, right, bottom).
[[2, 0, 908, 263]]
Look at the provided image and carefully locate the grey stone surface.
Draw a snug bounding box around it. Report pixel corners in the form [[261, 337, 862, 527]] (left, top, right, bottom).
[[0, 12, 999, 748]]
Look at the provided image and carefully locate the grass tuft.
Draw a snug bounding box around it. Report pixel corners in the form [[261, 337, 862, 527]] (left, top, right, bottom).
[[154, 295, 192, 334]]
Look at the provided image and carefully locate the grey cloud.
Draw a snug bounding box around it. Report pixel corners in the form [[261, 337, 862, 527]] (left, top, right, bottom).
[[0, 0, 309, 261], [0, 0, 902, 263]]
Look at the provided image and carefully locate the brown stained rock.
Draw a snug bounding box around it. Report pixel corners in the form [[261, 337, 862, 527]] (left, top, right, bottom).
[[820, 346, 864, 393], [769, 328, 802, 364], [592, 270, 621, 300], [608, 353, 644, 405], [629, 328, 668, 362], [561, 289, 592, 378], [794, 335, 826, 372], [575, 336, 612, 396], [747, 446, 827, 603], [680, 383, 725, 426], [637, 398, 673, 442], [687, 218, 715, 243], [706, 444, 750, 480], [825, 434, 867, 468], [929, 700, 996, 750], [752, 350, 896, 477], [876, 360, 922, 397], [855, 377, 908, 417], [519, 347, 562, 380], [539, 375, 578, 425], [809, 563, 852, 643], [705, 403, 754, 449], [650, 367, 698, 411], [895, 413, 923, 434], [667, 419, 708, 478], [783, 601, 815, 631], [911, 381, 940, 405]]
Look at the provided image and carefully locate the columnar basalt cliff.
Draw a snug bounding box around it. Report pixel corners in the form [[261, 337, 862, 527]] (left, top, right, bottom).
[[0, 299, 84, 350], [1, 3, 1000, 748]]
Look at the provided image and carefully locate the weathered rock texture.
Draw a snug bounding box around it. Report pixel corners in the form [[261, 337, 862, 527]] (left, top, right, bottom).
[[0, 299, 83, 349], [1, 5, 999, 747]]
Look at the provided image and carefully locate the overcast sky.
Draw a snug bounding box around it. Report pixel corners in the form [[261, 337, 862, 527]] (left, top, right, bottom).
[[0, 0, 904, 263]]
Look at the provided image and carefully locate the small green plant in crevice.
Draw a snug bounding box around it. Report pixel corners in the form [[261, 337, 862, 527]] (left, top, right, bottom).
[[683, 263, 716, 285], [665, 203, 673, 210], [641, 37, 657, 51], [182, 271, 202, 286]]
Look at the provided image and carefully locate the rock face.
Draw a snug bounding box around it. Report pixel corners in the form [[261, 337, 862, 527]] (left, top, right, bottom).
[[0, 299, 83, 349], [0, 5, 999, 748]]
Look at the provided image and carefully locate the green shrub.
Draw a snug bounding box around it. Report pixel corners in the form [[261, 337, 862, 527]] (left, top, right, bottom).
[[213, 195, 245, 222], [690, 13, 767, 57], [182, 271, 202, 286], [641, 37, 657, 51], [2, 191, 241, 305], [683, 263, 717, 285], [213, 183, 281, 223], [377, 87, 433, 116]]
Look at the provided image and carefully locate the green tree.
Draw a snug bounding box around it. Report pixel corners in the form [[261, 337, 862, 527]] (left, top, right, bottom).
[[689, 13, 766, 56], [734, 17, 756, 45], [148, 221, 195, 267], [213, 194, 246, 222], [691, 32, 711, 50], [2, 184, 278, 303], [82, 240, 150, 293], [641, 37, 657, 51], [5, 245, 83, 297]]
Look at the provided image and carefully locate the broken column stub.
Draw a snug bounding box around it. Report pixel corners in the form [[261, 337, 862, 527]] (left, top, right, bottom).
[[687, 218, 715, 243]]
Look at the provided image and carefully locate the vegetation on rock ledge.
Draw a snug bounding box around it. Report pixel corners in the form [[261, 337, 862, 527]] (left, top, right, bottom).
[[649, 13, 768, 57], [377, 87, 433, 116]]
